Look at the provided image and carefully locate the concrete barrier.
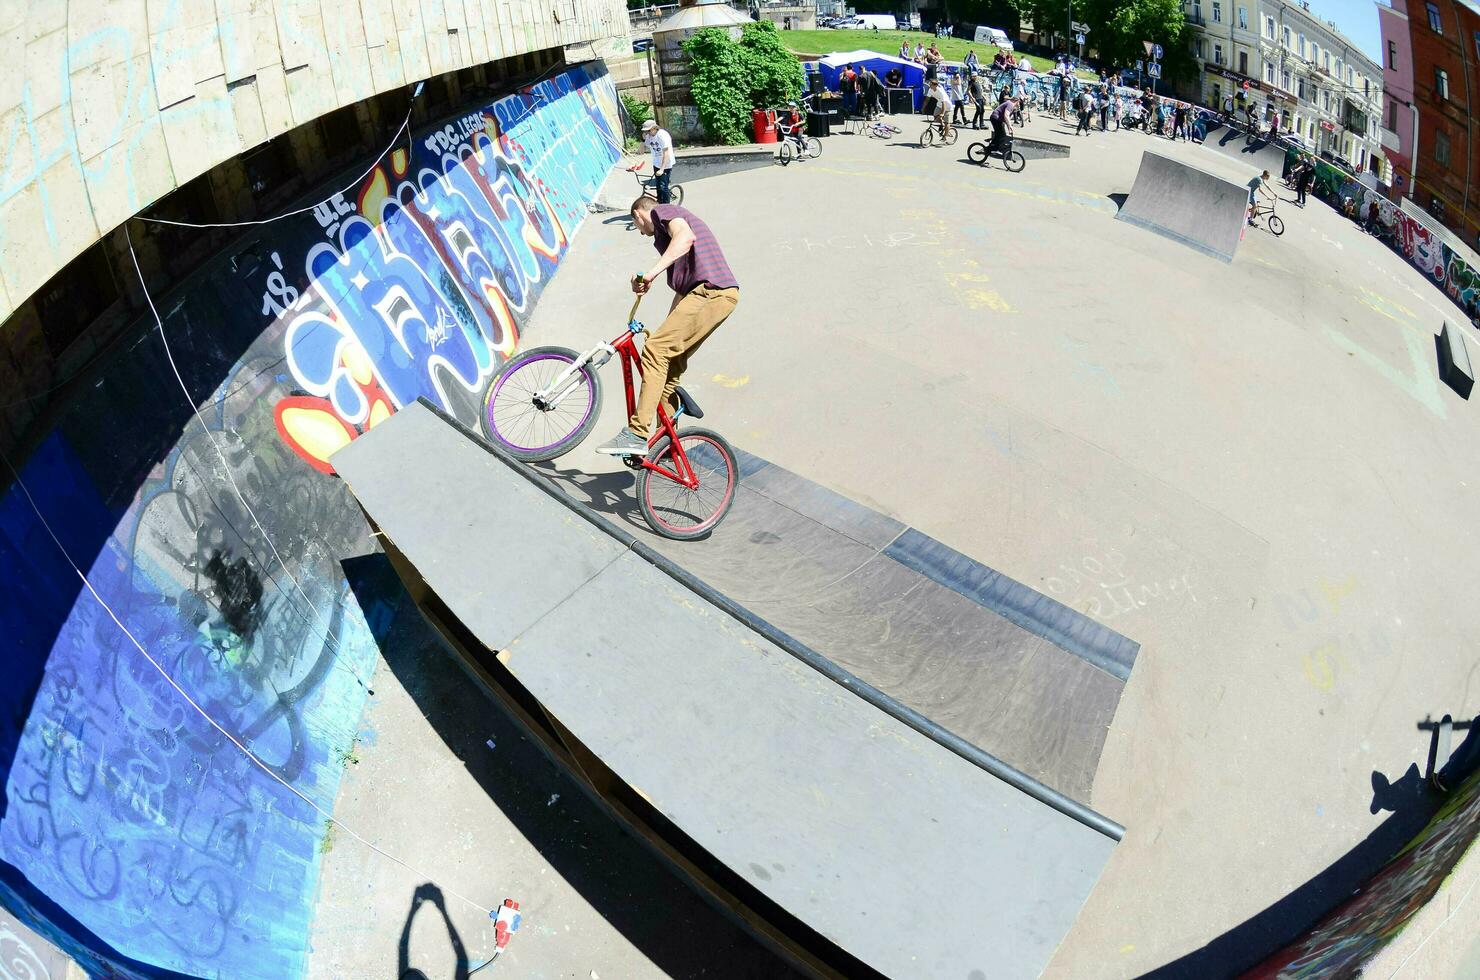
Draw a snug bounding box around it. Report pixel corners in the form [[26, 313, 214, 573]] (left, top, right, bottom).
[[1014, 136, 1070, 160], [1115, 150, 1250, 263], [675, 143, 778, 181], [1438, 321, 1474, 399]]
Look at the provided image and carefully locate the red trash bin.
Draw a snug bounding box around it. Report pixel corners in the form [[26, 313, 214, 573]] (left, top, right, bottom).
[[752, 108, 778, 144]]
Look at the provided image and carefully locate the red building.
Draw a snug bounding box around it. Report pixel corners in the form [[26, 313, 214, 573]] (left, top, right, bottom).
[[1383, 0, 1480, 248]]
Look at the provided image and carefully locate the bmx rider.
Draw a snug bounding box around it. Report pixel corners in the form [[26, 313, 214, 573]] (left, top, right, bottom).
[[597, 198, 740, 456]]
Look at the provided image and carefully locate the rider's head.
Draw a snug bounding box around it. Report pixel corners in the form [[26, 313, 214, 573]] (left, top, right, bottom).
[[630, 196, 659, 236]]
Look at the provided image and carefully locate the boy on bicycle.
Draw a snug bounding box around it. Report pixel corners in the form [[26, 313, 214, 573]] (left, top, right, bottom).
[[926, 79, 954, 138], [598, 199, 740, 457], [1247, 170, 1272, 225]]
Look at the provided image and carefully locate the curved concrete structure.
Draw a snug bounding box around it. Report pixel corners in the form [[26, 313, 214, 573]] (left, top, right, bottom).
[[0, 0, 630, 320]]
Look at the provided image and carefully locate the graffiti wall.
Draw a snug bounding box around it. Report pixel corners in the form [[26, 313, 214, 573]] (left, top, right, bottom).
[[1297, 153, 1480, 315], [1243, 766, 1480, 978], [0, 63, 620, 979]]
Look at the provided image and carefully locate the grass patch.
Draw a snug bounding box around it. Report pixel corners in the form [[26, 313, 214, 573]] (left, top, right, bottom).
[[319, 819, 337, 855], [781, 30, 1100, 81]]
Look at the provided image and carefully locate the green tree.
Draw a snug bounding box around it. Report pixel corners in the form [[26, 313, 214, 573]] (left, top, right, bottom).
[[1081, 0, 1187, 76], [685, 22, 803, 145]]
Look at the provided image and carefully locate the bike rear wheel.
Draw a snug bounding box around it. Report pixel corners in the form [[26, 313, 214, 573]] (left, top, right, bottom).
[[670, 183, 686, 206], [1003, 150, 1025, 172], [944, 126, 959, 146], [804, 136, 822, 158], [481, 346, 602, 462], [967, 142, 988, 164], [637, 428, 738, 540], [1268, 214, 1285, 236], [920, 126, 935, 147]]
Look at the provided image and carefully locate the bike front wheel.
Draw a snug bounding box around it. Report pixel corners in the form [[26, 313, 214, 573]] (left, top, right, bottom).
[[920, 127, 935, 147], [481, 346, 602, 462], [1003, 151, 1025, 173], [967, 142, 988, 165], [1268, 215, 1285, 236], [804, 137, 822, 158], [637, 427, 738, 540], [778, 141, 794, 166]]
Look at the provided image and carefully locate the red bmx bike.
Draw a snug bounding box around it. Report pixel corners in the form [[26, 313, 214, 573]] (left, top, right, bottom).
[[480, 291, 738, 540]]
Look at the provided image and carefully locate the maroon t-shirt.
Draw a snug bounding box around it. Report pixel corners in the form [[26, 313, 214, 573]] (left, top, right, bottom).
[[651, 205, 739, 295]]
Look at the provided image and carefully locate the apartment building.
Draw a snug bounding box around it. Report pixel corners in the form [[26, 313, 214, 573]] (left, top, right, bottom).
[[1184, 0, 1385, 173], [1380, 0, 1480, 248]]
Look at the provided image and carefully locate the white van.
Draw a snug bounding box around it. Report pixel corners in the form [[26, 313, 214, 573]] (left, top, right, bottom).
[[973, 26, 1013, 50], [854, 14, 898, 29]]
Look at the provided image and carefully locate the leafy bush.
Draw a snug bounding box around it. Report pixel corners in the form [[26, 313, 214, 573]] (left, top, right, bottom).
[[685, 22, 804, 145], [621, 92, 652, 131]]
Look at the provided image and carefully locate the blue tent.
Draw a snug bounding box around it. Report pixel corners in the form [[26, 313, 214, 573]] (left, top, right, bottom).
[[809, 50, 928, 109]]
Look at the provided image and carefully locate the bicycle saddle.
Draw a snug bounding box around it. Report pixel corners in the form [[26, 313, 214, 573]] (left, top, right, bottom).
[[674, 385, 705, 419]]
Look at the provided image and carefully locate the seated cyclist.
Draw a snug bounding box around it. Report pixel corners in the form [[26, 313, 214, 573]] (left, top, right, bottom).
[[781, 102, 806, 147], [926, 79, 954, 137], [984, 96, 1016, 165]]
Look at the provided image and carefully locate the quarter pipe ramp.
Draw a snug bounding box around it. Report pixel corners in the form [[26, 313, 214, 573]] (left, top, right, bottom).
[[1116, 149, 1252, 262]]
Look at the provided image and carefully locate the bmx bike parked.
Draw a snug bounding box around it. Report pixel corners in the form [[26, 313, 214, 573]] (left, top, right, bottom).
[[967, 135, 1025, 172], [480, 290, 738, 540]]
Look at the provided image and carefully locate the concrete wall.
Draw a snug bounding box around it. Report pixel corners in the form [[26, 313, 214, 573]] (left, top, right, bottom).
[[0, 63, 622, 978], [0, 0, 630, 324]]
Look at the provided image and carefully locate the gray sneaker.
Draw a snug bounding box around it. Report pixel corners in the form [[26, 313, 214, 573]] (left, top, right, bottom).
[[596, 428, 648, 456]]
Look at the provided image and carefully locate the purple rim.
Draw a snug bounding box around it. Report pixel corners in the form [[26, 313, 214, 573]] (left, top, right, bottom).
[[487, 352, 595, 452]]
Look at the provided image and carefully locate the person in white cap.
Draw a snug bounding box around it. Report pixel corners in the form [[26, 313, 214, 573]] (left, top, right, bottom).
[[641, 118, 675, 204]]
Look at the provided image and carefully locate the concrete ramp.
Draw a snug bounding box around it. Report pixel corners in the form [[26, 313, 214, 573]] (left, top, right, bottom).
[[333, 401, 1120, 979], [1116, 150, 1250, 262]]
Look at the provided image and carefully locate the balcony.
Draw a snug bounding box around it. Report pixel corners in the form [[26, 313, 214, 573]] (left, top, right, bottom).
[[1380, 127, 1400, 150]]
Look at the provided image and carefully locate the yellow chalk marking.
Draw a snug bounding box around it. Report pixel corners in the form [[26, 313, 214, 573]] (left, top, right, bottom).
[[711, 373, 750, 388]]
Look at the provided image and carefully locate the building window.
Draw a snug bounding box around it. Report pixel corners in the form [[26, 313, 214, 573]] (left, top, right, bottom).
[[1437, 66, 1450, 100], [1282, 68, 1292, 90], [1309, 121, 1316, 140], [1283, 26, 1292, 47], [1324, 90, 1331, 110], [1264, 15, 1275, 38], [1298, 78, 1306, 100], [1239, 50, 1248, 73], [1298, 33, 1306, 57], [1238, 6, 1248, 28], [1388, 40, 1397, 69], [1323, 51, 1331, 71], [1347, 66, 1354, 84], [1193, 1, 1201, 20], [1215, 43, 1224, 64], [1428, 2, 1442, 32], [1195, 39, 1205, 58], [1475, 30, 1480, 58], [1388, 99, 1397, 131], [1213, 1, 1221, 22], [1364, 78, 1370, 98], [1436, 130, 1450, 166], [1266, 62, 1276, 84]]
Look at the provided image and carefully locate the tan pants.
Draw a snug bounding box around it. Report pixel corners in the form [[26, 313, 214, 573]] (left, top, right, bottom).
[[630, 283, 739, 438]]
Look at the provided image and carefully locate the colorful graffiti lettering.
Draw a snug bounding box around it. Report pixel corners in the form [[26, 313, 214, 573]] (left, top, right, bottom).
[[1243, 764, 1480, 977], [0, 64, 621, 978], [1296, 152, 1480, 315], [273, 68, 621, 471]]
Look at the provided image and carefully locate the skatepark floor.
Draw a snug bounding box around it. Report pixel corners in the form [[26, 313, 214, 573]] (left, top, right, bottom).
[[308, 113, 1480, 978]]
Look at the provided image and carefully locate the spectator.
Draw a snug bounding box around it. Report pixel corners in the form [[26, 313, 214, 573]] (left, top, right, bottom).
[[885, 66, 903, 89], [965, 48, 979, 74], [969, 71, 988, 129], [840, 64, 858, 117], [952, 72, 969, 126], [914, 41, 924, 62], [641, 118, 675, 204], [1172, 101, 1188, 140], [1074, 87, 1092, 135], [992, 50, 1006, 71], [900, 40, 911, 61], [860, 67, 882, 118], [1294, 155, 1314, 207], [1098, 84, 1110, 130]]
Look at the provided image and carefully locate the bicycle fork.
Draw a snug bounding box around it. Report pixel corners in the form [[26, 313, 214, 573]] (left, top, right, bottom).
[[534, 342, 616, 410]]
